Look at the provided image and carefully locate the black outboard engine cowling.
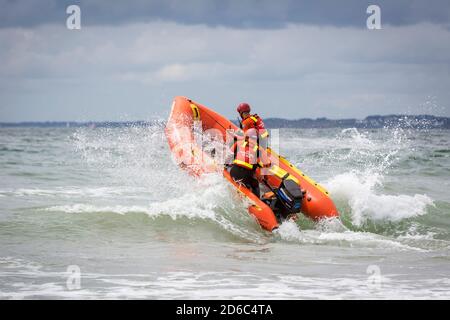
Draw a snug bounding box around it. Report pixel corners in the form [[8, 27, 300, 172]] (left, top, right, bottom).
[[275, 179, 303, 214]]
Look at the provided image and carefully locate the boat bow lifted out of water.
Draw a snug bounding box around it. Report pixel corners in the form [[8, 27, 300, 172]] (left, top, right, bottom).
[[165, 96, 339, 231]]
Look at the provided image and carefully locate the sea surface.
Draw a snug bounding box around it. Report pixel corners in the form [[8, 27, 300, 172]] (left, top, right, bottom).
[[0, 124, 449, 299]]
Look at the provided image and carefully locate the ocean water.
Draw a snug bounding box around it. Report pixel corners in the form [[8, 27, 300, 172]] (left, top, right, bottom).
[[0, 124, 449, 299]]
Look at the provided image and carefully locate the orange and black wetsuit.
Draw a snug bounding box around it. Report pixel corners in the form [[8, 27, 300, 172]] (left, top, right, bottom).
[[229, 137, 271, 197], [240, 114, 269, 149]]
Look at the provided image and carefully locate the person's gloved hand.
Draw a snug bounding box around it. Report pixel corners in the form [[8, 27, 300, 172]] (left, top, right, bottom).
[[257, 161, 271, 169]]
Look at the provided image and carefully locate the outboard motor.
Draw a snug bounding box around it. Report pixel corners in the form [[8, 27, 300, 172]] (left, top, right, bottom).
[[275, 179, 303, 214]]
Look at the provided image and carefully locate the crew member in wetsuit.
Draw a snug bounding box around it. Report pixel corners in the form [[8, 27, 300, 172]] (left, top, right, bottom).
[[228, 103, 271, 197]]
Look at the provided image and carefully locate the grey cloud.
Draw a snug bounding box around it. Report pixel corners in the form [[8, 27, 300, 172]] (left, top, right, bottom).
[[1, 0, 450, 29], [0, 21, 449, 121]]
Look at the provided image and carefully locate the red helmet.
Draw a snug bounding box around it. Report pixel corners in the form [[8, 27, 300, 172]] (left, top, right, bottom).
[[237, 102, 251, 114]]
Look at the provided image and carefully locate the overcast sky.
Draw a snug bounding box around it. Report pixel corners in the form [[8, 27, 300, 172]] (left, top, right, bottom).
[[1, 0, 449, 121]]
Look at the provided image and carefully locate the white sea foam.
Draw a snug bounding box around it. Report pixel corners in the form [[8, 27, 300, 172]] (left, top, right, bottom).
[[325, 171, 434, 226], [0, 186, 149, 198], [1, 265, 449, 299], [274, 220, 425, 251], [43, 174, 264, 241], [44, 204, 153, 215]]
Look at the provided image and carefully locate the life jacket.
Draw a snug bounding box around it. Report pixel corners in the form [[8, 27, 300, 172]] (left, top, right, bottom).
[[241, 114, 269, 139], [231, 137, 271, 170]]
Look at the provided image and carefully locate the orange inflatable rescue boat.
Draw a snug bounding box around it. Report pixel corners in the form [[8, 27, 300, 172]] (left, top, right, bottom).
[[165, 96, 339, 232]]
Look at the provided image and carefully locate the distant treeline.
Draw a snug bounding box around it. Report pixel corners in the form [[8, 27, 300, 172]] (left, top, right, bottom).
[[262, 115, 450, 129], [1, 115, 449, 129]]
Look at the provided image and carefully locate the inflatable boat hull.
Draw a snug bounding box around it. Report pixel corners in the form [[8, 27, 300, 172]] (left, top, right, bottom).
[[165, 96, 339, 231]]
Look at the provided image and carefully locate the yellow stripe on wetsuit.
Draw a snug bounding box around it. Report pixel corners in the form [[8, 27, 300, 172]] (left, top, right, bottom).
[[233, 159, 254, 169]]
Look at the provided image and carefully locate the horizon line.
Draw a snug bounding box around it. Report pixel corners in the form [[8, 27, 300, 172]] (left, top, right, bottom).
[[1, 113, 449, 124]]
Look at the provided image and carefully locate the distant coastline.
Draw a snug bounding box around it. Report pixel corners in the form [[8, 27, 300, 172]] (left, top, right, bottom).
[[1, 115, 449, 129]]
